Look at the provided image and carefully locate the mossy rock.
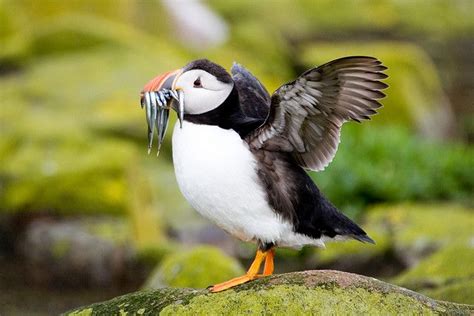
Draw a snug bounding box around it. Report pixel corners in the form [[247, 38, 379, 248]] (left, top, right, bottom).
[[316, 229, 390, 266], [358, 204, 474, 304], [0, 137, 136, 215], [423, 278, 474, 305], [314, 203, 474, 287], [394, 243, 474, 290], [301, 42, 454, 138], [17, 217, 137, 286], [367, 204, 474, 264], [66, 270, 473, 315], [143, 246, 244, 289]]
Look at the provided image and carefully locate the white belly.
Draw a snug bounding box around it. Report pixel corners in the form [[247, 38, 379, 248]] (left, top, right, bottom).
[[171, 121, 324, 248]]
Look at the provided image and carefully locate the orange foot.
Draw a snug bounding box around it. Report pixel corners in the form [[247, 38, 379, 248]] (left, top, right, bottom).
[[209, 274, 260, 292], [209, 248, 275, 293]]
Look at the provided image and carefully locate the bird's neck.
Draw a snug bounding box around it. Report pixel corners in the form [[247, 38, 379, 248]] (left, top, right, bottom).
[[183, 87, 262, 138]]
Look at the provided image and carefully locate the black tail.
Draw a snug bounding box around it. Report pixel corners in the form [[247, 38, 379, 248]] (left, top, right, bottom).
[[294, 179, 375, 244], [320, 198, 375, 244]]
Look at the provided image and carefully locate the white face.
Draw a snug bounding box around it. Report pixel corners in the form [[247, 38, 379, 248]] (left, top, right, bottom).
[[174, 69, 234, 115]]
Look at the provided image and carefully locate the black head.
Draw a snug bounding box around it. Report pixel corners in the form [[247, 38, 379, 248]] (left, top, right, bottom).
[[183, 59, 233, 84]]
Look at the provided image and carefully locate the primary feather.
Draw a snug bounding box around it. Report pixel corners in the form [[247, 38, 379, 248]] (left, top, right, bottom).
[[246, 56, 388, 171]]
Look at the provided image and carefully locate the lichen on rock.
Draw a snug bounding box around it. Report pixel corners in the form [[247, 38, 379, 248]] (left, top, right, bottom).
[[65, 270, 473, 315]]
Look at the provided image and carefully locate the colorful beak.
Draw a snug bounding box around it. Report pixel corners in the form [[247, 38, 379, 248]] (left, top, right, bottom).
[[140, 69, 183, 155], [142, 69, 181, 93]]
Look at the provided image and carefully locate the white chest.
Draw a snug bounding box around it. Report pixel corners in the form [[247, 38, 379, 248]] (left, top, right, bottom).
[[171, 121, 287, 243]]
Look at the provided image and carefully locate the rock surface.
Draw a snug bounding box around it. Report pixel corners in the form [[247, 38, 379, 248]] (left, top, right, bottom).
[[66, 270, 473, 315], [313, 204, 474, 304]]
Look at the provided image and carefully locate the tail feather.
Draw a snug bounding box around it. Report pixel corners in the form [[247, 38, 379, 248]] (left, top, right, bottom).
[[317, 196, 375, 245], [351, 233, 375, 244]]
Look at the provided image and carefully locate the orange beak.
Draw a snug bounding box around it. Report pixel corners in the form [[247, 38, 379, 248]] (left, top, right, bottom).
[[141, 69, 182, 93], [140, 68, 183, 118]]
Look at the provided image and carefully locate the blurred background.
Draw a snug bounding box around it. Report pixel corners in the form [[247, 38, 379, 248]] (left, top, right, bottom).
[[0, 0, 473, 314]]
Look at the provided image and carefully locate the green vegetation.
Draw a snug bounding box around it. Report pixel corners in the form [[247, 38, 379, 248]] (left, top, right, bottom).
[[424, 279, 474, 305], [395, 244, 474, 288], [302, 42, 450, 135], [210, 0, 474, 39], [313, 126, 473, 217], [1, 1, 471, 221], [144, 246, 244, 289]]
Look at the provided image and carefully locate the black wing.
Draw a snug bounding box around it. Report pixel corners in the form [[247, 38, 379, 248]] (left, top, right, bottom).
[[246, 56, 388, 171], [231, 62, 271, 120]]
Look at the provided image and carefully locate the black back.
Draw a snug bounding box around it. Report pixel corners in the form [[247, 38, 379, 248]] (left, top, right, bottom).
[[231, 63, 271, 119]]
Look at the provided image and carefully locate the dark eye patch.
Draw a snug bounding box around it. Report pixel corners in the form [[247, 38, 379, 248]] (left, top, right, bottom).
[[193, 77, 202, 88]]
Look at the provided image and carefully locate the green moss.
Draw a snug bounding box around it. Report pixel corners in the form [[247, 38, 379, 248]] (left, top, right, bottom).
[[66, 271, 473, 315], [423, 279, 474, 305], [317, 230, 390, 264], [65, 288, 203, 316], [162, 285, 435, 315], [67, 308, 93, 316], [367, 204, 474, 248], [394, 243, 474, 288], [0, 45, 189, 217], [136, 243, 178, 266], [0, 137, 137, 215], [0, 0, 31, 65], [311, 124, 474, 216], [209, 0, 474, 39], [316, 204, 474, 285], [144, 246, 244, 289], [346, 204, 474, 305]]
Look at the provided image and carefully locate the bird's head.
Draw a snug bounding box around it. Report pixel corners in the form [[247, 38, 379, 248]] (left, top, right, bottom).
[[141, 59, 234, 122], [140, 59, 234, 153]]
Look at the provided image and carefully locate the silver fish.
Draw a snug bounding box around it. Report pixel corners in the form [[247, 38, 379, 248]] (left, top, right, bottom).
[[141, 89, 180, 155], [178, 89, 185, 128]]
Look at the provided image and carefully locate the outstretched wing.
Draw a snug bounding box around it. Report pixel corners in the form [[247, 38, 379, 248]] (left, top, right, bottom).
[[231, 62, 271, 120], [246, 56, 388, 171]]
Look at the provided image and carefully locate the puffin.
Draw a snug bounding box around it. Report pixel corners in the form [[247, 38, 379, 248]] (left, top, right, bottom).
[[139, 57, 387, 292]]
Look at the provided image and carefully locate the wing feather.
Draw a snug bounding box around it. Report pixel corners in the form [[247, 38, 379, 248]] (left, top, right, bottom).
[[246, 56, 388, 171]]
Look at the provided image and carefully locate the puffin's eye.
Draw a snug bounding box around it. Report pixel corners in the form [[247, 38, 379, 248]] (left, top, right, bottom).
[[193, 77, 202, 88]]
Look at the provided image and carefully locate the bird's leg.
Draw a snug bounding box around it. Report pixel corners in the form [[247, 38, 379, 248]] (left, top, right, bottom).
[[262, 248, 275, 276], [209, 249, 267, 293]]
